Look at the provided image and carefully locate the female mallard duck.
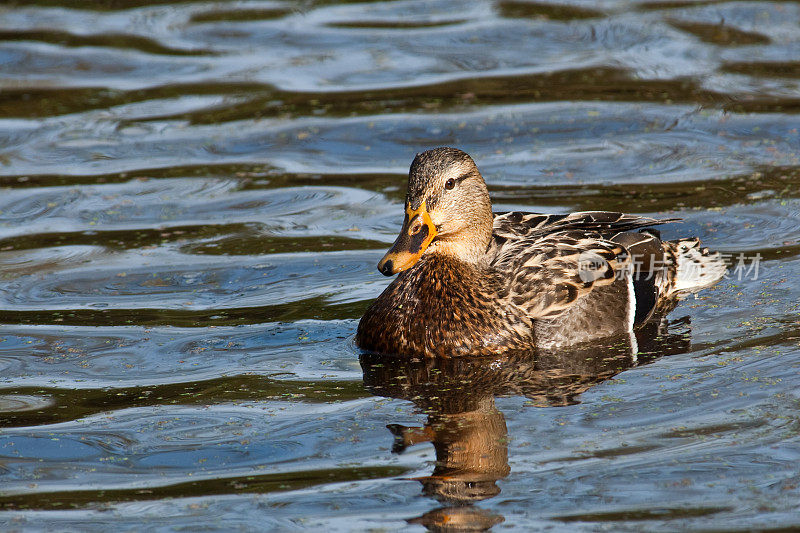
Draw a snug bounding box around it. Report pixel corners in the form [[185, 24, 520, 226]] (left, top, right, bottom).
[[356, 147, 725, 358]]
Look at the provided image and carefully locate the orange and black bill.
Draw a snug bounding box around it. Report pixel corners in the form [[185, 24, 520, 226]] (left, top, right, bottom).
[[378, 201, 438, 276]]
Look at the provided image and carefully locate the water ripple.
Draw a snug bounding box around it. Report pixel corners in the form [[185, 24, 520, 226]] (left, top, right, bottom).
[[2, 0, 800, 530]]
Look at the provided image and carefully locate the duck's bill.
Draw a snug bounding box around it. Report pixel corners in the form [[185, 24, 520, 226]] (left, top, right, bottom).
[[378, 201, 438, 276]]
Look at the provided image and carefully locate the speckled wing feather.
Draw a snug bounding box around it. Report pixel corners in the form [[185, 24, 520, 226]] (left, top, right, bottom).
[[492, 211, 679, 242], [490, 231, 630, 318], [488, 211, 677, 319]]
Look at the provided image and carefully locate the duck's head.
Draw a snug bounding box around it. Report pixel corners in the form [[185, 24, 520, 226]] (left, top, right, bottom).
[[378, 147, 494, 276]]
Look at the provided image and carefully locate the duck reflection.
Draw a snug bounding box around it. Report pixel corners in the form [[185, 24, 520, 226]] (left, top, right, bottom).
[[360, 317, 691, 532], [390, 395, 509, 505]]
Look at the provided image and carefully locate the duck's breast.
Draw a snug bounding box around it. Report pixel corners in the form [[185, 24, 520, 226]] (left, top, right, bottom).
[[356, 255, 532, 357]]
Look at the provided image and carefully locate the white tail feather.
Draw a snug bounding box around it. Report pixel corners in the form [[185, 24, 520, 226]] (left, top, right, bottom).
[[668, 238, 727, 294]]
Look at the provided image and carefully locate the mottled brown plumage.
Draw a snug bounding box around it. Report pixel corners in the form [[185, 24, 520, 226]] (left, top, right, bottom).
[[358, 253, 532, 357], [356, 147, 725, 357]]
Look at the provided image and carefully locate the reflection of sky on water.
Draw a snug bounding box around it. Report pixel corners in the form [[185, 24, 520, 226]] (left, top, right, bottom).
[[0, 0, 799, 530]]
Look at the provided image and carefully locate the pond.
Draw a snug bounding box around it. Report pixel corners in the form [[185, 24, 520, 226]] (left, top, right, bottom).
[[1, 0, 800, 530]]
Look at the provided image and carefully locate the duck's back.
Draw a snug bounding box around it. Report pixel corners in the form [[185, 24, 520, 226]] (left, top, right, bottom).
[[487, 211, 726, 348]]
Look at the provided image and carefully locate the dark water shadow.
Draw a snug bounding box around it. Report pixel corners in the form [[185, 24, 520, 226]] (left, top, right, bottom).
[[0, 30, 212, 56], [667, 20, 770, 46], [360, 316, 692, 531], [0, 375, 368, 429], [0, 464, 408, 511], [189, 7, 293, 23], [496, 1, 604, 20]]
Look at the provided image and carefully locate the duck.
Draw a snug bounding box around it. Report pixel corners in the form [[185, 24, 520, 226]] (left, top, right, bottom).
[[356, 147, 726, 358]]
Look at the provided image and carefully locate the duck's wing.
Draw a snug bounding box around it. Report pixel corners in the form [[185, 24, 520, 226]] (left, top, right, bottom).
[[488, 212, 679, 320], [492, 211, 679, 242], [490, 230, 632, 319]]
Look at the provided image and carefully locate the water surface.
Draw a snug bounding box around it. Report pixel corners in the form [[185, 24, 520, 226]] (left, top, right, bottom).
[[1, 0, 800, 530]]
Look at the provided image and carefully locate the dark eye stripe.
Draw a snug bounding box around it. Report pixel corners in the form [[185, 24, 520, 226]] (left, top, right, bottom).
[[455, 172, 470, 184], [445, 173, 470, 190]]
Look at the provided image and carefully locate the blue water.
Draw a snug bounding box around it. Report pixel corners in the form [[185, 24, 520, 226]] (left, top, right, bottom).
[[1, 1, 800, 530]]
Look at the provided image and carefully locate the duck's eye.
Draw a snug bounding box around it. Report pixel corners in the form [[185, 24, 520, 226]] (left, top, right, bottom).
[[409, 221, 423, 235], [444, 178, 456, 190]]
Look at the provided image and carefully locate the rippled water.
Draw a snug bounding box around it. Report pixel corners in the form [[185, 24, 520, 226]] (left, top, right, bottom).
[[1, 0, 800, 530]]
